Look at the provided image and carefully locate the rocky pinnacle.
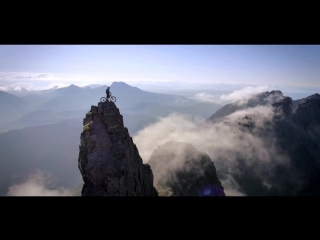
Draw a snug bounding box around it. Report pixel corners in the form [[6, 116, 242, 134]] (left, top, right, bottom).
[[78, 101, 158, 196]]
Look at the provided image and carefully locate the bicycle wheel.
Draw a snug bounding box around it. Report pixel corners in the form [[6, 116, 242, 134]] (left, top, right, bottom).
[[100, 97, 107, 102], [110, 96, 117, 102]]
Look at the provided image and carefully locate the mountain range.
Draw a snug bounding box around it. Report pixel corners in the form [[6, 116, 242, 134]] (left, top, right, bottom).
[[1, 82, 320, 196], [0, 82, 221, 133]]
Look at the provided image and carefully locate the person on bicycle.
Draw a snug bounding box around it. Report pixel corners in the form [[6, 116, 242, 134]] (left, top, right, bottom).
[[106, 86, 111, 100]]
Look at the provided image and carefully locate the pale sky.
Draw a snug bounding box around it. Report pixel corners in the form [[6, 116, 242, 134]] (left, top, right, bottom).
[[0, 45, 320, 91]]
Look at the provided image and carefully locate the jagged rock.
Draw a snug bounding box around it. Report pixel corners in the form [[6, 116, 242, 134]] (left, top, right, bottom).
[[292, 93, 320, 110], [148, 141, 225, 196], [78, 101, 158, 196], [272, 96, 293, 120], [214, 92, 320, 196], [293, 98, 320, 131]]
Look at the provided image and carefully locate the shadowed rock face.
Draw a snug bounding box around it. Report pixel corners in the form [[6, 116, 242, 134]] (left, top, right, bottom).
[[213, 93, 320, 196], [148, 141, 225, 196], [292, 93, 320, 111], [78, 101, 158, 196]]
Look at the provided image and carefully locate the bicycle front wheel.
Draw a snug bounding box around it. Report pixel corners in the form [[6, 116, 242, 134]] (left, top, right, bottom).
[[110, 96, 117, 102]]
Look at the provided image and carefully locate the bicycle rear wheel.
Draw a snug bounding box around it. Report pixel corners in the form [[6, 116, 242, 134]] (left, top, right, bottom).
[[100, 97, 107, 102]]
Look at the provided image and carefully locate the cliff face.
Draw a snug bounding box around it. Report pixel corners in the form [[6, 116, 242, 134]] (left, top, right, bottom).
[[211, 92, 320, 196], [148, 141, 225, 196], [78, 101, 158, 196]]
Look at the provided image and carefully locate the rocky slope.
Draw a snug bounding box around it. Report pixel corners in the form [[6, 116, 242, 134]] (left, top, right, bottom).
[[292, 93, 320, 110], [78, 100, 158, 196], [204, 91, 320, 196], [148, 141, 225, 196]]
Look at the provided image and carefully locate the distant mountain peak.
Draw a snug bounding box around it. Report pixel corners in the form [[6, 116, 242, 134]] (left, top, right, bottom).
[[81, 84, 103, 89], [55, 84, 83, 95], [68, 84, 80, 88], [111, 81, 130, 86], [111, 81, 129, 87]]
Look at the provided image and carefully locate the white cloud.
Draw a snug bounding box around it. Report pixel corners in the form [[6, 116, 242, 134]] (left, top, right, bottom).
[[6, 170, 72, 196], [10, 83, 34, 91], [0, 72, 56, 80], [0, 71, 112, 91], [220, 85, 269, 103], [194, 93, 217, 103], [224, 188, 246, 196], [133, 105, 289, 196], [45, 83, 71, 89], [221, 175, 247, 196]]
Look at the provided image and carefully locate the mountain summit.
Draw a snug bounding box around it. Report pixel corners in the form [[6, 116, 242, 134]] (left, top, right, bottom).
[[78, 100, 158, 196]]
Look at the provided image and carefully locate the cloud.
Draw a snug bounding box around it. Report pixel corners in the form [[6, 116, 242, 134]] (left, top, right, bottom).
[[221, 175, 247, 196], [224, 188, 246, 196], [6, 170, 72, 196], [0, 72, 111, 91], [9, 83, 34, 91], [194, 93, 217, 103], [133, 105, 290, 196], [0, 86, 8, 91], [35, 74, 54, 78], [0, 72, 55, 80], [45, 83, 70, 89], [220, 85, 269, 103]]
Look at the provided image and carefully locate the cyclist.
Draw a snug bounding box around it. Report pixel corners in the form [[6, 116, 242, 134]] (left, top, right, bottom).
[[106, 86, 111, 100]]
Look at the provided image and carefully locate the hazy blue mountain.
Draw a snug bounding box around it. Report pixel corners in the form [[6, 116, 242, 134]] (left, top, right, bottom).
[[21, 92, 61, 107], [2, 81, 204, 133], [0, 118, 83, 195], [81, 84, 103, 89], [28, 82, 200, 113], [34, 84, 100, 111], [144, 88, 232, 99], [122, 113, 158, 136], [5, 88, 39, 97], [0, 90, 31, 112], [0, 91, 34, 127], [108, 82, 198, 109], [15, 110, 85, 125], [1, 109, 87, 132]]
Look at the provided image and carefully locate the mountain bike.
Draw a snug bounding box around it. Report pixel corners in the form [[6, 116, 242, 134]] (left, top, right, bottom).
[[100, 92, 117, 103]]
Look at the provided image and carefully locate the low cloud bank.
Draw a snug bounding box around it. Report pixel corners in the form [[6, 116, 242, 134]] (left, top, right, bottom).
[[133, 103, 291, 196], [220, 85, 269, 103], [194, 93, 217, 103], [6, 170, 72, 196]]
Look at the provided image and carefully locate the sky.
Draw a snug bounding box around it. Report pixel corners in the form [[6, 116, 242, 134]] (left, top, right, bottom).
[[0, 45, 320, 92]]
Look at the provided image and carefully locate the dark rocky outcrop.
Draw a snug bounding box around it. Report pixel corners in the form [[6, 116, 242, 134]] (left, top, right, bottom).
[[148, 141, 225, 196], [78, 101, 158, 196], [208, 91, 320, 196], [292, 93, 320, 111]]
